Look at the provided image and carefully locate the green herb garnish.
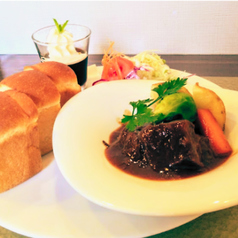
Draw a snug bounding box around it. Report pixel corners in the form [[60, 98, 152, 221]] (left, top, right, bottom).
[[121, 77, 188, 131], [53, 19, 69, 34]]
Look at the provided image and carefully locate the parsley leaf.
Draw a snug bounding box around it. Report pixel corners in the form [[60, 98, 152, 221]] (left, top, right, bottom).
[[121, 99, 158, 131], [121, 77, 187, 131], [149, 77, 187, 106]]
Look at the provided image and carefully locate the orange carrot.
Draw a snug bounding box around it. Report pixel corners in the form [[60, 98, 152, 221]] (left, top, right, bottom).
[[197, 108, 232, 157]]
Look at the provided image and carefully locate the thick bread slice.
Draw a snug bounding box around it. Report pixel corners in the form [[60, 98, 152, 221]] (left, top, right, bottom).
[[0, 91, 42, 193], [25, 61, 81, 106], [1, 70, 61, 155], [4, 89, 38, 121]]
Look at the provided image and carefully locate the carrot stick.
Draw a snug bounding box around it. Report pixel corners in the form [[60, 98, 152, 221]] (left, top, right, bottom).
[[197, 108, 232, 157]]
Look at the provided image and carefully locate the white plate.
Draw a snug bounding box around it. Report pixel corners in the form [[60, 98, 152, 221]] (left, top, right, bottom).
[[0, 69, 205, 238], [53, 73, 238, 217], [0, 152, 200, 238]]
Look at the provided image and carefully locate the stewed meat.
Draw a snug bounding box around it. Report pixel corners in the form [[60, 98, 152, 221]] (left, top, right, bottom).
[[105, 119, 223, 180], [140, 121, 206, 171]]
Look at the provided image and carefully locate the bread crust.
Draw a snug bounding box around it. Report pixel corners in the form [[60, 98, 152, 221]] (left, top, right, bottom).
[[1, 70, 61, 155], [4, 90, 38, 122], [25, 61, 81, 106], [1, 70, 61, 108], [0, 91, 42, 193]]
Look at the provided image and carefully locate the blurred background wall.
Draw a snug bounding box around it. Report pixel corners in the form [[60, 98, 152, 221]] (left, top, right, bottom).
[[0, 1, 238, 55]]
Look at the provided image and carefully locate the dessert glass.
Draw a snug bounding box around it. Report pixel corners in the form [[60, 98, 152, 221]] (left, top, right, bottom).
[[32, 24, 91, 86]]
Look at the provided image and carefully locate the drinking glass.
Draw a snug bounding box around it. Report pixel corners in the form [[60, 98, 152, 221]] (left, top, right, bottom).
[[32, 24, 91, 86]]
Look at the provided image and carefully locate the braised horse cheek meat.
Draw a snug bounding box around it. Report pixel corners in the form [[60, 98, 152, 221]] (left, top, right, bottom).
[[105, 120, 227, 180], [140, 121, 205, 171]]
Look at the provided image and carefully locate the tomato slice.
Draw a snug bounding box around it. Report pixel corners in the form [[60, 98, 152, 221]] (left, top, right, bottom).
[[101, 56, 134, 80], [116, 56, 134, 78], [108, 66, 120, 81]]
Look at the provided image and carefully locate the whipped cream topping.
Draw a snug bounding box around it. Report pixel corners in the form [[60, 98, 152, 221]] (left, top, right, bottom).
[[45, 27, 87, 65]]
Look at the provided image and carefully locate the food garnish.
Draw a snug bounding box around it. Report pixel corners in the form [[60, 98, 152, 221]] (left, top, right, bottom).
[[100, 42, 134, 81], [121, 77, 191, 131], [53, 19, 69, 34], [129, 51, 170, 80]]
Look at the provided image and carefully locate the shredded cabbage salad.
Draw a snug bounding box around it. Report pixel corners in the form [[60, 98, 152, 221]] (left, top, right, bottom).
[[126, 51, 171, 81]]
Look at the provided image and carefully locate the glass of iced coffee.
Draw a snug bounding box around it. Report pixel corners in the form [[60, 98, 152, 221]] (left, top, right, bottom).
[[32, 19, 91, 87]]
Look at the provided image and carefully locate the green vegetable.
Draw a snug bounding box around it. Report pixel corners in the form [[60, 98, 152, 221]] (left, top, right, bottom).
[[154, 92, 197, 123], [121, 77, 190, 131], [53, 19, 69, 34], [131, 51, 170, 81], [121, 99, 159, 132]]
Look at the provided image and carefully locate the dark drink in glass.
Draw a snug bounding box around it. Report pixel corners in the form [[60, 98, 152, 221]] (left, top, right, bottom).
[[68, 54, 88, 86]]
